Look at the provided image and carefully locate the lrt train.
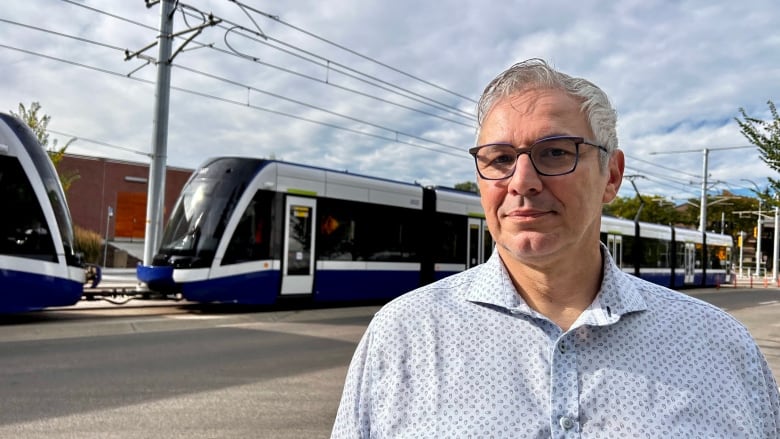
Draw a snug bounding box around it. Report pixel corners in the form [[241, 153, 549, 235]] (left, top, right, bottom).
[[0, 113, 94, 313], [137, 157, 733, 305]]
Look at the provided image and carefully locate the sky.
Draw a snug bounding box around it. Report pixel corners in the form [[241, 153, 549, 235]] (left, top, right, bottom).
[[1, 0, 778, 204]]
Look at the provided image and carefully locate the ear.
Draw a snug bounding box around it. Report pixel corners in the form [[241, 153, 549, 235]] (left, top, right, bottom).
[[602, 149, 624, 204]]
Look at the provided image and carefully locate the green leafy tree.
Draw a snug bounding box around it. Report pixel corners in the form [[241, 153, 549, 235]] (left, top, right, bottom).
[[708, 193, 762, 238], [735, 100, 780, 208], [454, 181, 479, 194], [670, 191, 761, 239], [10, 102, 79, 191], [603, 194, 681, 225]]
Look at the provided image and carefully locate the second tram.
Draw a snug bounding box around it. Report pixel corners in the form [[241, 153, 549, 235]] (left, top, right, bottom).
[[138, 157, 732, 305]]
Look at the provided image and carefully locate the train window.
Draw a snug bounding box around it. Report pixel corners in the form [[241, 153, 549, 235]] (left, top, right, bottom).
[[709, 245, 729, 269], [363, 205, 421, 262], [620, 236, 634, 269], [0, 156, 57, 262], [675, 242, 686, 268], [641, 238, 671, 268], [694, 243, 704, 267], [435, 213, 466, 264], [317, 199, 421, 262], [318, 199, 359, 261], [222, 190, 274, 265]]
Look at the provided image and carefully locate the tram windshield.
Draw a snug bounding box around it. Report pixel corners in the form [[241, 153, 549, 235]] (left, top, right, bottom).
[[1, 114, 78, 264], [158, 158, 264, 264]]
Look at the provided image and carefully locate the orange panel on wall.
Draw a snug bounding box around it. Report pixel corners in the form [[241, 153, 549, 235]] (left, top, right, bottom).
[[115, 192, 147, 239]]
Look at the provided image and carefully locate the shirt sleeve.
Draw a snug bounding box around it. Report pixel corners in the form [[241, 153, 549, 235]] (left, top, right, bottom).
[[757, 344, 780, 437], [331, 324, 375, 439]]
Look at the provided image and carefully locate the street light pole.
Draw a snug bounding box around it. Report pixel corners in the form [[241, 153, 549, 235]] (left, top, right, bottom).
[[700, 148, 708, 232], [103, 206, 113, 267], [739, 231, 744, 277], [758, 199, 763, 276], [742, 179, 763, 277], [774, 205, 779, 282]]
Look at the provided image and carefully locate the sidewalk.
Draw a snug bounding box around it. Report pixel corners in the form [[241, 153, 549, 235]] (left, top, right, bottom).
[[728, 275, 780, 289]]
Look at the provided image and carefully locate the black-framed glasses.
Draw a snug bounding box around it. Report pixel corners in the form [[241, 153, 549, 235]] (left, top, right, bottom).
[[468, 135, 608, 180]]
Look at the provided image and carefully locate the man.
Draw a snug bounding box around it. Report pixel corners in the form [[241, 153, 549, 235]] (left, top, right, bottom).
[[331, 59, 780, 437]]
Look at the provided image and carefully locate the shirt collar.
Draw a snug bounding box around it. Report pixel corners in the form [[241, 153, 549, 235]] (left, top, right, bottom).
[[466, 243, 647, 323]]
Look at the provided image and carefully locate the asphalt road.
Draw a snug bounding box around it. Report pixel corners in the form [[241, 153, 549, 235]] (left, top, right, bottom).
[[0, 302, 375, 438], [0, 287, 777, 438]]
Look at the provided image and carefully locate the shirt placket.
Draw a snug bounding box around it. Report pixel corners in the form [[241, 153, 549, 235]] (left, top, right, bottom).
[[550, 331, 580, 438]]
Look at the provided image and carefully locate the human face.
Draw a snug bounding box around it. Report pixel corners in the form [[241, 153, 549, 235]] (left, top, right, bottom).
[[476, 88, 623, 266]]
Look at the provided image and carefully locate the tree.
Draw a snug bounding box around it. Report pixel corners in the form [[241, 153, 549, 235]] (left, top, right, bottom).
[[669, 190, 760, 240], [603, 194, 681, 225], [454, 181, 479, 193], [735, 100, 780, 207], [10, 102, 79, 191]]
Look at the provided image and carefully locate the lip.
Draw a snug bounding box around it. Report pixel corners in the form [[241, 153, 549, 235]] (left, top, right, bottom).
[[501, 209, 552, 219]]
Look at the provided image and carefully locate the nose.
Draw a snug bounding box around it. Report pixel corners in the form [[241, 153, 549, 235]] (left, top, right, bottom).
[[507, 153, 543, 196]]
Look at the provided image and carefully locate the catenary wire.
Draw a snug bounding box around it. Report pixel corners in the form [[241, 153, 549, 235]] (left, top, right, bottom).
[[178, 5, 475, 119], [58, 0, 475, 122], [0, 43, 466, 159], [0, 18, 470, 154], [228, 0, 477, 104]]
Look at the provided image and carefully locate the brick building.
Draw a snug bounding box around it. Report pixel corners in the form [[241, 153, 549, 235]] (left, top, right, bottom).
[[57, 154, 193, 265]]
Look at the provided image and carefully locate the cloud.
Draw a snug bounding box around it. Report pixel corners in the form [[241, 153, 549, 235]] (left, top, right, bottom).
[[1, 0, 778, 202]]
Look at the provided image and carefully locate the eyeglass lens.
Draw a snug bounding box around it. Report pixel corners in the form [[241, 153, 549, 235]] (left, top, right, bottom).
[[475, 137, 579, 178]]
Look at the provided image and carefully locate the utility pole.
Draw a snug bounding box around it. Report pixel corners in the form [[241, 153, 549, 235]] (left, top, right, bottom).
[[124, 1, 220, 266], [649, 145, 753, 233], [774, 205, 779, 281], [742, 179, 764, 277], [143, 0, 175, 266], [699, 149, 708, 232]]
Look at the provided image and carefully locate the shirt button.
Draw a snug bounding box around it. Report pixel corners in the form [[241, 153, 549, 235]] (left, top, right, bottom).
[[559, 416, 575, 430], [558, 342, 566, 353]]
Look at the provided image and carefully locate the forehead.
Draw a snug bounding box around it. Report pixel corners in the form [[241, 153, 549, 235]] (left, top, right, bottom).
[[479, 89, 588, 141], [486, 88, 584, 122]]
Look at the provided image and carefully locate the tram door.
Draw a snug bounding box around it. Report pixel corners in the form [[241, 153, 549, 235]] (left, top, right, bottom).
[[467, 218, 492, 268], [281, 196, 316, 295], [607, 234, 623, 268], [683, 242, 696, 285]]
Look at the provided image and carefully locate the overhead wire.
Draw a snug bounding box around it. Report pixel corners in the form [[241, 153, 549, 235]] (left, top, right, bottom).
[[0, 15, 469, 156], [47, 129, 151, 158], [623, 152, 703, 181], [624, 170, 700, 198], [55, 0, 478, 137], [218, 26, 475, 125], [0, 43, 465, 159], [57, 0, 475, 123], [9, 1, 745, 195], [179, 5, 475, 119], [172, 63, 465, 152], [227, 0, 477, 104]]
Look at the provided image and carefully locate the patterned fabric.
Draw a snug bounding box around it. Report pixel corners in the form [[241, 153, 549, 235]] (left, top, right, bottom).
[[332, 245, 780, 438]]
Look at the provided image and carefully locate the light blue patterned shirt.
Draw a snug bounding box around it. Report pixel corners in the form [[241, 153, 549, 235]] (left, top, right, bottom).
[[332, 246, 780, 438]]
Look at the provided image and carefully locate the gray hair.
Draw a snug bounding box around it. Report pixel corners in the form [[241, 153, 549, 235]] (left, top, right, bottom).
[[476, 58, 618, 168]]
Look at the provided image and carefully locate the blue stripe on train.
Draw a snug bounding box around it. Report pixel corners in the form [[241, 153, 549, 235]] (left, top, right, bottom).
[[314, 270, 421, 301], [177, 269, 425, 304], [181, 270, 282, 305], [640, 271, 728, 289], [0, 269, 82, 313], [166, 267, 732, 306]]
